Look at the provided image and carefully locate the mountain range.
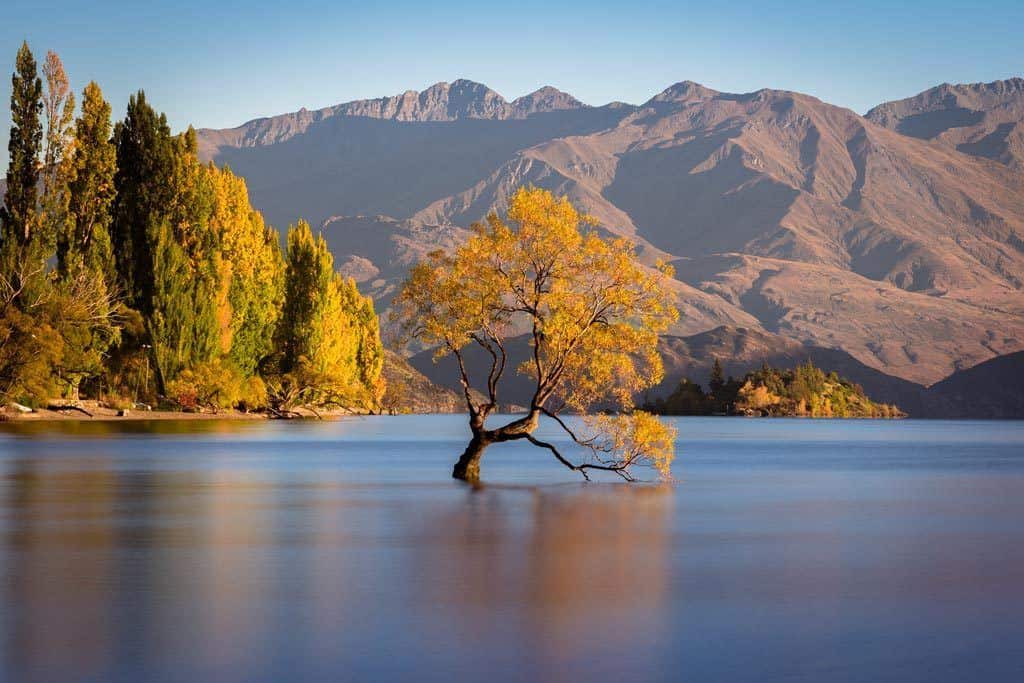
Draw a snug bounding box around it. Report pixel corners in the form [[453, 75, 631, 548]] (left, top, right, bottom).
[[195, 77, 1024, 411]]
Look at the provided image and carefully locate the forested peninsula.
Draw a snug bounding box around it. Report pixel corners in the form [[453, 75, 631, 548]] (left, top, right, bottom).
[[1, 44, 383, 417], [647, 360, 904, 418]]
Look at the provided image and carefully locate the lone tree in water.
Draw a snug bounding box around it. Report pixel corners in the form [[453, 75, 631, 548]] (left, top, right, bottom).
[[395, 187, 679, 482]]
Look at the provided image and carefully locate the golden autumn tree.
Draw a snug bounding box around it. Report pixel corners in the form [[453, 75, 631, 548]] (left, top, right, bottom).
[[394, 186, 679, 482], [206, 164, 284, 375], [269, 220, 384, 414]]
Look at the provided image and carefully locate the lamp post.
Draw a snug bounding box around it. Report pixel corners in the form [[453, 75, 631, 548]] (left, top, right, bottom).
[[140, 344, 152, 404]]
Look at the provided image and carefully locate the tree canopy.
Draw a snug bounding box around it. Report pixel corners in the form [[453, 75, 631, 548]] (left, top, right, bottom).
[[395, 186, 679, 481]]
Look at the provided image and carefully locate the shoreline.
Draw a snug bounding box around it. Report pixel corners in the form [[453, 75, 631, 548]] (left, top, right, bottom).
[[3, 407, 267, 422], [1, 402, 359, 423], [4, 405, 919, 423]]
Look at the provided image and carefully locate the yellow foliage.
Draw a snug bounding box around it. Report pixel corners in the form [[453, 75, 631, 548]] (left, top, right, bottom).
[[736, 381, 782, 411], [585, 411, 677, 479], [205, 165, 285, 372], [165, 358, 249, 411], [275, 221, 384, 410], [395, 186, 679, 478]]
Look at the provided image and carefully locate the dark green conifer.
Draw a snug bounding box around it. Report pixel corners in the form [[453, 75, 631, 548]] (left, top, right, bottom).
[[112, 90, 175, 312], [1, 42, 42, 251]]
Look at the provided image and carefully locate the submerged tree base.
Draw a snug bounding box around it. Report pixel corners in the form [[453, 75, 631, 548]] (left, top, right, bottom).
[[452, 436, 487, 482]]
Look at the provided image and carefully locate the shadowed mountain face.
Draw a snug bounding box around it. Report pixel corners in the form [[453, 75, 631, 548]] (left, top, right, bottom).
[[919, 351, 1024, 418], [197, 78, 1024, 387]]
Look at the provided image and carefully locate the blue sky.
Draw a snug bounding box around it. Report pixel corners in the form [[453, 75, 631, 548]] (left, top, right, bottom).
[[2, 0, 1023, 164]]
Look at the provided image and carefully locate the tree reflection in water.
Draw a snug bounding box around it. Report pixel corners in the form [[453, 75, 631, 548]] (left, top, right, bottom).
[[0, 450, 675, 681]]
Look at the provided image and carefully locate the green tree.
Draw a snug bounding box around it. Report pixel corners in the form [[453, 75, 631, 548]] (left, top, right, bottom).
[[1, 42, 44, 301], [277, 220, 337, 373], [61, 81, 117, 279], [50, 269, 120, 400], [709, 358, 725, 395], [147, 219, 219, 394], [646, 378, 708, 415], [1, 42, 42, 248], [112, 90, 175, 311], [112, 98, 227, 398], [48, 81, 122, 399], [271, 220, 383, 412]]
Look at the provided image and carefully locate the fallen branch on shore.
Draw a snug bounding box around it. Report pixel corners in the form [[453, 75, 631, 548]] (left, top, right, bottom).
[[48, 403, 94, 417]]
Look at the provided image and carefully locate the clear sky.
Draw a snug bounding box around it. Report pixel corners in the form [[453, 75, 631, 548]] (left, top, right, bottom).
[[2, 0, 1023, 164]]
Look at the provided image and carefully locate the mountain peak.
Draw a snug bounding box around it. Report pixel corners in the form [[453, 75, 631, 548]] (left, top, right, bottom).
[[511, 85, 585, 116], [324, 79, 590, 122], [868, 77, 1024, 120], [865, 76, 1024, 166], [647, 80, 719, 104], [449, 77, 485, 87], [438, 79, 508, 119]]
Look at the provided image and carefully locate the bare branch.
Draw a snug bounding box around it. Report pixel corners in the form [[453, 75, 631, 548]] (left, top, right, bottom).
[[525, 434, 590, 481], [449, 344, 478, 419]]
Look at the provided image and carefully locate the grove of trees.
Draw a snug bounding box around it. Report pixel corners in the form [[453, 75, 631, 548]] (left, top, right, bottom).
[[0, 43, 383, 414], [646, 359, 904, 418]]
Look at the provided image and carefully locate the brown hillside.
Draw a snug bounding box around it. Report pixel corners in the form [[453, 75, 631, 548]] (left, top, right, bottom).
[[197, 78, 1024, 385]]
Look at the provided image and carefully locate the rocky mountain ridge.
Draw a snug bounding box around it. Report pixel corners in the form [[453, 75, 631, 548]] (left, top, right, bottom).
[[196, 80, 590, 158], [866, 77, 1024, 168]]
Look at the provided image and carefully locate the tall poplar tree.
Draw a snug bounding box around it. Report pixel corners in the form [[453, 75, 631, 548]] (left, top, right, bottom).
[[142, 127, 222, 395], [148, 219, 218, 394], [1, 42, 43, 290], [49, 80, 121, 398], [273, 220, 383, 409], [0, 43, 54, 403], [61, 81, 117, 279], [39, 50, 74, 256], [278, 220, 342, 375], [41, 51, 73, 174], [112, 90, 174, 312], [208, 165, 284, 375]]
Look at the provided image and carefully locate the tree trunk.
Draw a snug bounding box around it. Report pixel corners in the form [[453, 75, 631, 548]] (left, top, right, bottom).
[[453, 434, 489, 482]]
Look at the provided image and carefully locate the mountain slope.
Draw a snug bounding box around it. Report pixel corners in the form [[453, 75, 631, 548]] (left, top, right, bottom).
[[866, 78, 1024, 168], [526, 82, 1024, 300], [672, 253, 1022, 385], [196, 78, 1024, 387], [921, 351, 1024, 418], [198, 100, 632, 232]]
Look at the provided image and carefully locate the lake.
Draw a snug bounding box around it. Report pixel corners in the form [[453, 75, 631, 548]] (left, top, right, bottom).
[[1, 416, 1023, 682]]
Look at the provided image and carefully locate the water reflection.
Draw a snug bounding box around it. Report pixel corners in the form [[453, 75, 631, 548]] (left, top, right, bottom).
[[407, 484, 674, 671], [4, 457, 120, 677], [0, 417, 268, 439], [1, 452, 676, 681], [2, 417, 1024, 681]]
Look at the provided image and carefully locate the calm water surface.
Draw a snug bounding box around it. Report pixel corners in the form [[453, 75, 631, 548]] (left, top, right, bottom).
[[1, 416, 1023, 682]]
